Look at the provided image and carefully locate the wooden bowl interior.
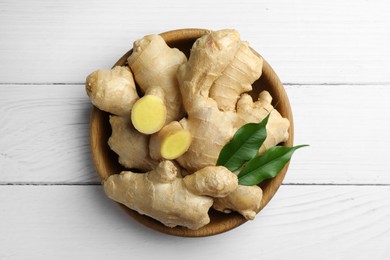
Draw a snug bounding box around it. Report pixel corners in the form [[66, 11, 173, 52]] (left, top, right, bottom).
[[89, 28, 294, 237]]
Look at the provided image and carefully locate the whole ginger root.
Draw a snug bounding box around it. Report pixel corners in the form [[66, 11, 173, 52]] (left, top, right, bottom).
[[85, 29, 291, 229], [108, 115, 157, 171], [104, 161, 238, 230], [86, 66, 138, 117], [176, 29, 290, 173], [85, 34, 190, 167], [174, 29, 289, 219], [213, 185, 263, 220], [86, 66, 158, 170], [128, 34, 187, 134]]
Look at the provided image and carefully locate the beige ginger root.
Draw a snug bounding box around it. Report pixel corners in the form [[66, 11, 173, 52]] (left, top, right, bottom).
[[86, 29, 291, 228], [176, 29, 290, 173], [236, 91, 290, 154], [209, 38, 263, 111], [103, 161, 238, 230], [86, 66, 138, 117], [128, 34, 187, 133], [175, 29, 289, 220], [108, 115, 157, 171], [86, 67, 160, 171], [213, 185, 263, 220]]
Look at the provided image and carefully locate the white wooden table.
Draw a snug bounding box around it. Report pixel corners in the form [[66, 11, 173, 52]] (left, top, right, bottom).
[[1, 0, 390, 259]]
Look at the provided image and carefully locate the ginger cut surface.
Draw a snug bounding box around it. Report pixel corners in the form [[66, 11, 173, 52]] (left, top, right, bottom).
[[149, 121, 192, 160], [131, 95, 167, 134]]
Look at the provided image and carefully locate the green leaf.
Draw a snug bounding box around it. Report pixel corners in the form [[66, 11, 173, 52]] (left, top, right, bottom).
[[238, 144, 309, 186], [216, 114, 270, 172]]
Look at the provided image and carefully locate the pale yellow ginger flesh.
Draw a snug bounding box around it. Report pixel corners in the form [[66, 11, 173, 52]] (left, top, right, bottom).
[[103, 161, 238, 230], [131, 95, 167, 134], [161, 131, 191, 159], [149, 121, 192, 160], [127, 34, 187, 124], [86, 66, 138, 117]]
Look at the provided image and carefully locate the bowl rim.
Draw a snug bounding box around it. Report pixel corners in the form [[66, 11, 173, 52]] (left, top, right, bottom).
[[89, 28, 294, 237]]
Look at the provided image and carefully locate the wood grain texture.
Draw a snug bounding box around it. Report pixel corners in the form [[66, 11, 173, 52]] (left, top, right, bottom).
[[285, 84, 390, 185], [1, 0, 390, 257], [1, 185, 389, 259], [1, 0, 390, 83], [1, 84, 389, 184], [0, 84, 98, 183]]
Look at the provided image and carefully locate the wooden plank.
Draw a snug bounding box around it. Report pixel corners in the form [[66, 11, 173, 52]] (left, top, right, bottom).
[[1, 0, 390, 83], [1, 185, 389, 259], [0, 84, 98, 183], [1, 84, 390, 184], [284, 84, 390, 185]]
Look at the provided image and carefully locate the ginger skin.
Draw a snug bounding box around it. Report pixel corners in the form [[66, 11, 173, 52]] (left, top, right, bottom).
[[86, 67, 159, 171], [213, 185, 263, 220], [176, 29, 290, 173], [103, 161, 238, 230], [108, 115, 157, 171], [175, 29, 289, 220], [86, 29, 290, 228], [86, 66, 138, 117], [128, 34, 187, 129]]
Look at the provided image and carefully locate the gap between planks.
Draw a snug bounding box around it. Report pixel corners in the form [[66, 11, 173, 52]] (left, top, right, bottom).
[[1, 82, 390, 86], [1, 182, 390, 186]]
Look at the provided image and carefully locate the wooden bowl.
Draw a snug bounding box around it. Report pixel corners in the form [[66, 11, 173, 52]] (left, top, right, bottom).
[[89, 28, 294, 237]]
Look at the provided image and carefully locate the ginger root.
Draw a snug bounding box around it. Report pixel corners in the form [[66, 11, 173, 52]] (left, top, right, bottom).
[[103, 161, 238, 230], [128, 34, 187, 132], [86, 66, 138, 117], [86, 29, 291, 229], [174, 30, 289, 220], [176, 29, 290, 173], [213, 185, 263, 220], [108, 115, 157, 171]]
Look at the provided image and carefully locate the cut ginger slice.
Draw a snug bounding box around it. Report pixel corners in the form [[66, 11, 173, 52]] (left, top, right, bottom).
[[131, 95, 167, 134], [161, 130, 192, 159], [149, 121, 192, 160]]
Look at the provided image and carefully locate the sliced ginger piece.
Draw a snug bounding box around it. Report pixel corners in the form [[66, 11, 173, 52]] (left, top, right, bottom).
[[149, 121, 192, 160], [131, 95, 167, 134], [161, 130, 192, 159]]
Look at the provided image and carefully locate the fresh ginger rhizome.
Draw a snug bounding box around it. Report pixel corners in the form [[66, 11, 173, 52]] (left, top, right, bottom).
[[86, 29, 293, 230]]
